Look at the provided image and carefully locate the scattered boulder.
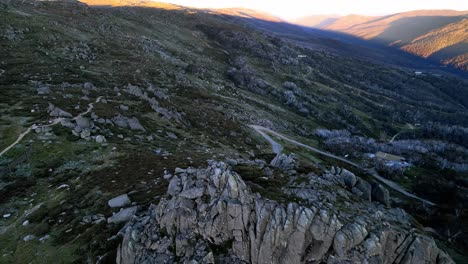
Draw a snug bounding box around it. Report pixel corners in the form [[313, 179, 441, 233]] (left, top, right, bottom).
[[75, 116, 92, 129], [166, 132, 178, 139], [112, 115, 145, 131], [226, 158, 238, 166], [80, 129, 91, 139], [23, 235, 36, 242], [113, 116, 128, 128], [340, 169, 357, 187], [56, 184, 70, 190], [36, 85, 50, 95], [83, 82, 95, 90], [128, 117, 145, 131], [108, 194, 131, 208], [39, 235, 50, 243], [82, 214, 106, 224], [95, 135, 106, 144]]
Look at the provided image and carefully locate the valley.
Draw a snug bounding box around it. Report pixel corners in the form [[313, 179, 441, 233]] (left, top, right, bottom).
[[294, 10, 468, 71], [0, 0, 467, 263]]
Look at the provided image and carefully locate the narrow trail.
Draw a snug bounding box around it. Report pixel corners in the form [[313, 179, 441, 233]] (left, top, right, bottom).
[[249, 124, 436, 206], [0, 96, 102, 157], [390, 132, 402, 142], [0, 127, 32, 156]]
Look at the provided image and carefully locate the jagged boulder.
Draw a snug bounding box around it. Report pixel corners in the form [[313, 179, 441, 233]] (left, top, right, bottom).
[[340, 169, 357, 187], [371, 182, 390, 206], [128, 117, 145, 131], [355, 178, 372, 202], [270, 153, 296, 171], [108, 206, 137, 224]]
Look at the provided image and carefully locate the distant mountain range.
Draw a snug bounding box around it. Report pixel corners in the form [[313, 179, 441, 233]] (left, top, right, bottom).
[[293, 10, 468, 70]]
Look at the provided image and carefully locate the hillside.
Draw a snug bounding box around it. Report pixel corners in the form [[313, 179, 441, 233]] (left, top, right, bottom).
[[401, 19, 468, 70], [1, 0, 468, 263], [213, 7, 284, 22], [292, 14, 340, 28], [322, 14, 376, 31], [294, 10, 468, 71]]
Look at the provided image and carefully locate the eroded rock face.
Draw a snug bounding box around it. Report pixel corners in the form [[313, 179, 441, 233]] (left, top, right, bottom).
[[116, 162, 453, 264]]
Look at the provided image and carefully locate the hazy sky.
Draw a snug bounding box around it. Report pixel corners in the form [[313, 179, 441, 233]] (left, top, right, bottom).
[[160, 0, 468, 19]]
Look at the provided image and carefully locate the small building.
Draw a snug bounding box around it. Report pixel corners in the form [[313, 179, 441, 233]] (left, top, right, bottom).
[[298, 55, 307, 58], [415, 71, 422, 75], [375, 151, 405, 162]]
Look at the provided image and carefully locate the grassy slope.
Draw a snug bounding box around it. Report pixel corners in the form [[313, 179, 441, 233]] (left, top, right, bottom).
[[0, 1, 467, 262]]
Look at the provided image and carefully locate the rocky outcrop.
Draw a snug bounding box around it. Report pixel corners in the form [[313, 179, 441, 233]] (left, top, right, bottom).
[[116, 162, 453, 264], [330, 167, 387, 205]]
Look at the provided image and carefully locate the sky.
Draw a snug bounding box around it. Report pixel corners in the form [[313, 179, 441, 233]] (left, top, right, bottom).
[[159, 0, 468, 19]]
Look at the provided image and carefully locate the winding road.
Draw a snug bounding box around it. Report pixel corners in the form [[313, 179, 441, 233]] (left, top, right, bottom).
[[0, 96, 102, 157], [249, 125, 436, 206]]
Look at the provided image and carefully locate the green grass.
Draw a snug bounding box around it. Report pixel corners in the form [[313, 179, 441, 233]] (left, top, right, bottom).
[[0, 125, 24, 150], [0, 231, 79, 264]]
